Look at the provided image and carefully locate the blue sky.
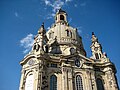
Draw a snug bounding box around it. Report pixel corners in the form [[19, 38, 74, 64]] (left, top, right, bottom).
[[0, 0, 120, 90]]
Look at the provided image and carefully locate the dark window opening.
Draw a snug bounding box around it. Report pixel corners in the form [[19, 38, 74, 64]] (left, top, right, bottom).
[[55, 46, 61, 54], [99, 53, 101, 58], [66, 30, 72, 37], [70, 48, 75, 55], [50, 75, 57, 90], [67, 30, 69, 36], [76, 75, 83, 90], [45, 45, 48, 53], [75, 59, 80, 67], [71, 31, 72, 38], [33, 45, 36, 50], [36, 44, 40, 51], [51, 63, 57, 68], [95, 53, 99, 59], [60, 15, 64, 20], [96, 78, 104, 90]]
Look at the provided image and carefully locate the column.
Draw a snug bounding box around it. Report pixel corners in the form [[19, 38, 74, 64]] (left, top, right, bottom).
[[19, 69, 25, 90]]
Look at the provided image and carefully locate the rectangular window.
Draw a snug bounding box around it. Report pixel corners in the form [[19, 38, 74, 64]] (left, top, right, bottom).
[[51, 63, 57, 68]]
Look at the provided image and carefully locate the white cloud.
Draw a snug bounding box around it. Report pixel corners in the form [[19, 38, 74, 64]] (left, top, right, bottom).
[[44, 0, 51, 5], [74, 4, 77, 7], [77, 29, 82, 34], [20, 34, 34, 54], [44, 0, 64, 12], [77, 26, 83, 35], [14, 11, 23, 19], [15, 12, 19, 17], [51, 13, 55, 17], [68, 18, 72, 23], [46, 13, 56, 20], [51, 0, 64, 12], [80, 2, 86, 6], [65, 0, 72, 2], [47, 26, 50, 30], [43, 0, 73, 19], [85, 34, 90, 39]]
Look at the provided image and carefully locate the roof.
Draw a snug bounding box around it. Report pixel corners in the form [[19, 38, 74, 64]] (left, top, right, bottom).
[[57, 8, 67, 14]]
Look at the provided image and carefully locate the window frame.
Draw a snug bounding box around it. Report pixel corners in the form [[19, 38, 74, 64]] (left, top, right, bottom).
[[75, 75, 83, 90], [25, 73, 34, 90], [51, 63, 57, 68], [95, 53, 99, 59], [50, 75, 57, 90], [60, 15, 64, 21], [96, 78, 104, 90]]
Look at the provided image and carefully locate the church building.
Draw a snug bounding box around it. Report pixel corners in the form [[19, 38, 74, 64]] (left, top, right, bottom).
[[19, 9, 119, 90]]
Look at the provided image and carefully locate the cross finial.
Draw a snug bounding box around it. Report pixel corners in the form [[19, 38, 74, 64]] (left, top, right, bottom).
[[92, 32, 94, 35], [42, 22, 44, 26]]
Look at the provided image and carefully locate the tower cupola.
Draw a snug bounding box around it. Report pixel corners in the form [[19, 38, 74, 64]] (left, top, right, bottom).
[[55, 8, 68, 25], [31, 23, 48, 54], [90, 32, 103, 59]]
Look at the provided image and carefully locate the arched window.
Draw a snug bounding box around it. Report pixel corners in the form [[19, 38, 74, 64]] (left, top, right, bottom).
[[36, 44, 40, 51], [96, 78, 104, 90], [70, 31, 72, 38], [50, 75, 57, 90], [45, 45, 48, 53], [95, 53, 99, 59], [99, 53, 101, 58], [76, 75, 83, 90], [60, 15, 64, 20], [70, 48, 75, 55], [66, 30, 69, 36], [66, 30, 72, 37], [33, 45, 36, 50], [25, 74, 34, 90]]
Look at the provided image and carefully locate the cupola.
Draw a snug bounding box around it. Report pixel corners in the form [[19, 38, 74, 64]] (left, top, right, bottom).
[[55, 8, 68, 24], [91, 32, 104, 59]]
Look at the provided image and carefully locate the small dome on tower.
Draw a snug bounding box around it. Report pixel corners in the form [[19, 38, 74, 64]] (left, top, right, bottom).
[[57, 8, 67, 15], [55, 8, 68, 24]]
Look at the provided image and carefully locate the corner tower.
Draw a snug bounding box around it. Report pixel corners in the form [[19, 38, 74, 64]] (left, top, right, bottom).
[[90, 32, 104, 60], [31, 23, 48, 54]]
